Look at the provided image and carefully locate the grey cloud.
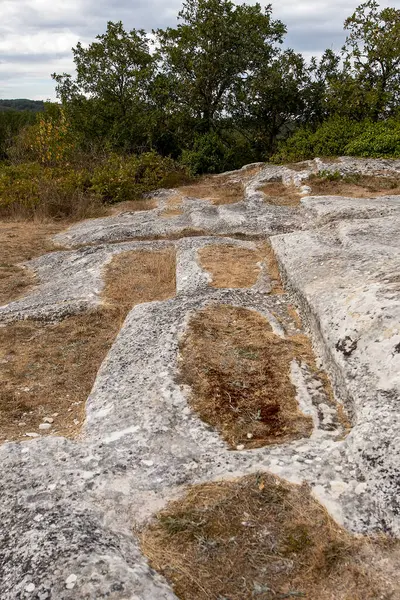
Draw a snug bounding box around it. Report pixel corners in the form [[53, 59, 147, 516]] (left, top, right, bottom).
[[1, 0, 400, 99]]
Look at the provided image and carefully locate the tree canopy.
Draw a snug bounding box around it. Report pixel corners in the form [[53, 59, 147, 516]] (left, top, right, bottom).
[[3, 0, 400, 171]]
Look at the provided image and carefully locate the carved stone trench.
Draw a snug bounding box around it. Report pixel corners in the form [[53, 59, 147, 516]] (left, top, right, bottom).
[[1, 157, 400, 598]]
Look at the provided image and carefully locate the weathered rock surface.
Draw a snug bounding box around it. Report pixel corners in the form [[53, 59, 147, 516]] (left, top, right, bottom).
[[1, 157, 400, 598]]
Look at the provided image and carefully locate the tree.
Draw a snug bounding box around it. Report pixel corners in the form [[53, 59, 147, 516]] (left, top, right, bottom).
[[53, 21, 154, 151], [235, 50, 311, 154], [155, 0, 285, 132], [342, 0, 400, 120]]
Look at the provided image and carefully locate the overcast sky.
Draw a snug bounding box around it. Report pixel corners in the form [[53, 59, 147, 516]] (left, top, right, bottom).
[[0, 0, 398, 100]]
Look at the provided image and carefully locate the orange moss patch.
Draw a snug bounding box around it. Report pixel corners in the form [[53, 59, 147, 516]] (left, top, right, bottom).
[[178, 305, 314, 449], [142, 473, 400, 600], [0, 248, 176, 443]]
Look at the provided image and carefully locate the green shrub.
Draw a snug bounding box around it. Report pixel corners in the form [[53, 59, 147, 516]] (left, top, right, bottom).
[[181, 131, 234, 175], [271, 117, 365, 163], [0, 150, 192, 219], [345, 120, 400, 157], [90, 152, 191, 203], [270, 127, 315, 163], [0, 161, 103, 220]]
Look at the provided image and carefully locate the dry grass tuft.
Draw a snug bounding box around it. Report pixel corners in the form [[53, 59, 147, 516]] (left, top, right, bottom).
[[103, 248, 176, 323], [142, 473, 400, 600], [0, 222, 65, 305], [308, 174, 400, 198], [161, 193, 184, 218], [108, 198, 158, 214], [179, 178, 244, 205], [260, 181, 301, 206], [0, 248, 176, 442], [178, 305, 314, 449], [198, 244, 262, 288], [198, 242, 284, 293]]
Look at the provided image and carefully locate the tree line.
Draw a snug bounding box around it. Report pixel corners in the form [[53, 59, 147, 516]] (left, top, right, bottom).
[[2, 0, 400, 171]]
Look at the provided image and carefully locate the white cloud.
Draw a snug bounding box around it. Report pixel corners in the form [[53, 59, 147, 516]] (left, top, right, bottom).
[[0, 0, 399, 100]]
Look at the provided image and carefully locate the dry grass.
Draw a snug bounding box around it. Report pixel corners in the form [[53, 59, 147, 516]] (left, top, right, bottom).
[[108, 198, 158, 214], [0, 248, 176, 442], [0, 183, 105, 222], [161, 193, 184, 218], [308, 174, 400, 197], [198, 242, 284, 293], [260, 181, 300, 206], [142, 473, 400, 600], [284, 161, 311, 171], [178, 305, 314, 449], [199, 244, 262, 288], [179, 177, 244, 205], [0, 222, 66, 305]]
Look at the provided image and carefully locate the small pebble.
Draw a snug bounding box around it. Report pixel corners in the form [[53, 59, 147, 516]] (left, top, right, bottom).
[[236, 444, 245, 451], [65, 574, 77, 589], [25, 583, 35, 593], [246, 433, 253, 439], [39, 423, 52, 430], [142, 460, 154, 467], [25, 433, 40, 438], [43, 417, 54, 424]]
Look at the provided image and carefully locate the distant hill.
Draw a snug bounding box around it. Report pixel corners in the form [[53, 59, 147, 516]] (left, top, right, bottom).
[[0, 99, 45, 112]]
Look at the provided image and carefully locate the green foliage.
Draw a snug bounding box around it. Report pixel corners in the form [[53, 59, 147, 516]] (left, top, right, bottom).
[[272, 117, 365, 162], [180, 131, 234, 174], [6, 0, 400, 179], [0, 151, 191, 219], [0, 162, 42, 208], [345, 119, 400, 157], [0, 110, 37, 159], [0, 161, 102, 220], [91, 152, 191, 202], [342, 0, 400, 119], [156, 0, 285, 131], [0, 99, 44, 112], [53, 22, 154, 153]]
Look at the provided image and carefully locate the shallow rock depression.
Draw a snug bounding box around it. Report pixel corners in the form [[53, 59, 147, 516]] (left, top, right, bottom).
[[1, 157, 400, 599]]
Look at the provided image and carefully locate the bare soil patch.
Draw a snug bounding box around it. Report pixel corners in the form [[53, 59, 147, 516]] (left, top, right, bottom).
[[142, 473, 400, 600], [199, 242, 284, 293], [260, 181, 300, 206], [178, 305, 314, 449], [308, 174, 400, 197], [0, 248, 176, 442], [179, 178, 244, 205], [0, 222, 65, 305]]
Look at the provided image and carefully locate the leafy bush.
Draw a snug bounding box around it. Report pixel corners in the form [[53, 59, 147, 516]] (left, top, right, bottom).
[[181, 132, 234, 175], [345, 120, 400, 157], [0, 162, 103, 220], [90, 152, 191, 203], [0, 150, 192, 219], [271, 117, 365, 163], [0, 110, 37, 160]]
